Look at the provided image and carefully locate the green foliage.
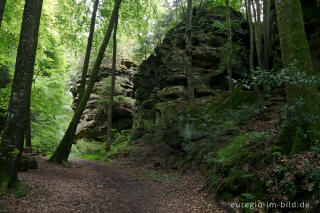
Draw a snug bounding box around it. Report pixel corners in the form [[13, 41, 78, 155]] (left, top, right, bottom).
[[71, 130, 132, 161], [205, 131, 270, 200], [0, 0, 76, 155], [240, 66, 320, 92], [0, 84, 11, 114], [213, 132, 268, 166], [206, 0, 243, 12], [55, 0, 92, 53], [238, 66, 320, 154], [14, 182, 27, 198], [0, 0, 24, 69], [266, 156, 320, 203], [30, 73, 73, 155], [71, 139, 107, 161]]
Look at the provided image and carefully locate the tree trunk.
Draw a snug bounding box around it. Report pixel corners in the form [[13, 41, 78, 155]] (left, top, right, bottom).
[[49, 0, 122, 164], [186, 0, 195, 104], [226, 0, 233, 91], [0, 0, 43, 191], [252, 0, 263, 70], [263, 0, 272, 70], [245, 0, 255, 72], [25, 94, 32, 148], [106, 6, 119, 152], [0, 0, 6, 28], [274, 0, 319, 154], [77, 0, 99, 104]]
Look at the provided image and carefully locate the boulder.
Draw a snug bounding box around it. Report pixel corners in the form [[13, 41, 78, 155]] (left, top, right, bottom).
[[19, 153, 38, 172], [71, 57, 137, 141]]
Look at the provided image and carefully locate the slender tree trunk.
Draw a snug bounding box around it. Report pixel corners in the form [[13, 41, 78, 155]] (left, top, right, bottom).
[[106, 7, 119, 152], [252, 0, 263, 70], [274, 0, 319, 154], [181, 1, 186, 19], [194, 0, 203, 23], [245, 0, 255, 72], [186, 0, 195, 104], [226, 0, 233, 91], [77, 0, 99, 103], [251, 0, 262, 69], [0, 0, 43, 191], [0, 0, 6, 28], [49, 0, 122, 164], [263, 0, 272, 70], [144, 48, 147, 60]]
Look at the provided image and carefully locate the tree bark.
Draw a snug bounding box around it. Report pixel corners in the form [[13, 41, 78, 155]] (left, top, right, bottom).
[[274, 0, 319, 154], [106, 6, 119, 152], [0, 0, 6, 28], [25, 94, 32, 148], [49, 0, 122, 164], [226, 0, 233, 91], [77, 0, 99, 103], [0, 0, 43, 191], [245, 0, 255, 72], [263, 0, 272, 70], [186, 0, 195, 104], [252, 0, 263, 70]]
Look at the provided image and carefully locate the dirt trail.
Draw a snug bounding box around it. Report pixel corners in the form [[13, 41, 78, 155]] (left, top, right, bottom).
[[1, 157, 224, 213]]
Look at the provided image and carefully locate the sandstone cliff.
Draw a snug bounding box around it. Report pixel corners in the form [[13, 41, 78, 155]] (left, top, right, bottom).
[[133, 6, 250, 141], [71, 58, 137, 141]]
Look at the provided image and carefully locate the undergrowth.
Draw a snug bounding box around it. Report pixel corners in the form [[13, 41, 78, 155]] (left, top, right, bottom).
[[132, 88, 320, 211], [70, 130, 133, 161]]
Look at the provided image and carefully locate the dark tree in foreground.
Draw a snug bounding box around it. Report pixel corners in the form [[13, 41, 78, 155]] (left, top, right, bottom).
[[49, 0, 123, 164], [77, 0, 100, 103], [274, 0, 319, 154], [25, 95, 32, 148], [0, 0, 43, 191], [0, 0, 6, 28], [106, 10, 119, 151]]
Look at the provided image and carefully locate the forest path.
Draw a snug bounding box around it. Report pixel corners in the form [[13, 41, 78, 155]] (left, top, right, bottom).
[[1, 157, 223, 213]]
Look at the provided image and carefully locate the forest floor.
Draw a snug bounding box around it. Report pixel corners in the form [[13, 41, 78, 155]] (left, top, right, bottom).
[[0, 156, 227, 213]]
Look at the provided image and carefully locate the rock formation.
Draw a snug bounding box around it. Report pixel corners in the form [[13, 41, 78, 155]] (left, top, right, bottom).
[[133, 6, 250, 142], [71, 57, 137, 141]]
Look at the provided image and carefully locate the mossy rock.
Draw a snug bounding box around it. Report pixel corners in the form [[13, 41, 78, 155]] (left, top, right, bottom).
[[19, 154, 38, 172]]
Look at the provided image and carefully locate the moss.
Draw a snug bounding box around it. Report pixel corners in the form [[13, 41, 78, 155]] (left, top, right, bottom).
[[0, 159, 17, 194], [215, 132, 268, 166], [219, 89, 259, 110]]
